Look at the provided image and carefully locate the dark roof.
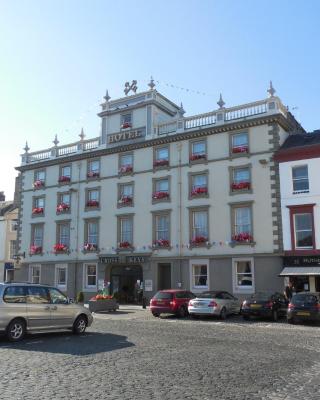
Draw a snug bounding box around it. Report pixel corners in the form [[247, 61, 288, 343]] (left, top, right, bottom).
[[281, 131, 320, 150], [0, 201, 17, 216]]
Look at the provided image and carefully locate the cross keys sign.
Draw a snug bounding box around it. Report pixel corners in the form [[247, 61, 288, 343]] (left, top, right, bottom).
[[124, 80, 138, 95]]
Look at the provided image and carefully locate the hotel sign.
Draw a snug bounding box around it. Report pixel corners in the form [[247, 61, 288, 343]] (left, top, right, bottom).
[[99, 255, 150, 264], [107, 128, 145, 145], [284, 256, 320, 266]]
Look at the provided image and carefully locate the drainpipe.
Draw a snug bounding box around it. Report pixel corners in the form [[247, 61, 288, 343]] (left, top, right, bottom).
[[176, 143, 183, 287], [72, 161, 81, 299]]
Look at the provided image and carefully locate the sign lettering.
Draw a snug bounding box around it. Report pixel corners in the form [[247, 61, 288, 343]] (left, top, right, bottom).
[[107, 129, 144, 145]]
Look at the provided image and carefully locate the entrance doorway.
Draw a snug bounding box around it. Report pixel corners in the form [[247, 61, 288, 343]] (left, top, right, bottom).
[[110, 265, 143, 304], [158, 263, 171, 290]]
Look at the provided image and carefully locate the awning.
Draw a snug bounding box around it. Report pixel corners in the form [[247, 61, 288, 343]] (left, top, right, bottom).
[[280, 266, 320, 276]]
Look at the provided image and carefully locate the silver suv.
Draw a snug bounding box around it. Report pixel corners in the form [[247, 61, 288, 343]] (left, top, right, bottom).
[[0, 283, 93, 341]]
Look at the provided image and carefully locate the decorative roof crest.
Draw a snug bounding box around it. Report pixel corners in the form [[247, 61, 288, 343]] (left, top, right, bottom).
[[124, 80, 138, 96]]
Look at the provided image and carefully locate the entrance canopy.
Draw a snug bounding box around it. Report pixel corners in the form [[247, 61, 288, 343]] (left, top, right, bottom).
[[280, 267, 320, 276]]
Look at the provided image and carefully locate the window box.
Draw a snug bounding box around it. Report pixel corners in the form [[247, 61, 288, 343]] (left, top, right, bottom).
[[53, 243, 69, 253], [191, 236, 208, 246], [87, 171, 100, 179], [86, 200, 99, 208], [83, 243, 98, 252], [190, 153, 206, 162], [121, 122, 131, 129], [118, 196, 133, 206], [231, 182, 251, 191], [33, 180, 45, 189], [58, 176, 71, 183], [118, 241, 132, 249], [56, 203, 70, 213], [152, 191, 169, 200], [32, 207, 44, 215], [232, 232, 254, 243], [191, 187, 208, 197], [154, 159, 169, 168], [232, 145, 248, 154], [119, 165, 133, 174], [153, 239, 171, 248], [30, 245, 42, 255]]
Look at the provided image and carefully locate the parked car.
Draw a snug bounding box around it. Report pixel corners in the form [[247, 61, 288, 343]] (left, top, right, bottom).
[[188, 291, 241, 319], [0, 282, 93, 342], [150, 289, 195, 317], [287, 292, 320, 324], [241, 292, 288, 321]]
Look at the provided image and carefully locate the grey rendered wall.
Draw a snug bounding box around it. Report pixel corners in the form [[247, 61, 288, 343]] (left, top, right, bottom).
[[210, 258, 233, 293], [254, 256, 283, 293]]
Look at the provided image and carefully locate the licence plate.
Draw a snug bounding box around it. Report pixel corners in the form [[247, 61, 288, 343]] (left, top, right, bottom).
[[192, 302, 201, 307], [297, 311, 310, 316], [250, 304, 262, 309]]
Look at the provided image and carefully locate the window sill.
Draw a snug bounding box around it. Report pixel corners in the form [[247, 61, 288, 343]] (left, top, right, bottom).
[[189, 194, 209, 200], [189, 243, 211, 249], [229, 153, 250, 160], [189, 158, 207, 167], [230, 241, 256, 248], [56, 210, 71, 215], [117, 247, 135, 253], [153, 165, 170, 172], [152, 197, 171, 204], [86, 176, 101, 182], [153, 246, 172, 251], [54, 250, 70, 255], [117, 202, 134, 208], [31, 213, 45, 218], [293, 190, 309, 195], [82, 249, 100, 254], [118, 171, 134, 178], [58, 181, 71, 186], [85, 207, 100, 212], [229, 189, 253, 196], [29, 253, 43, 256], [234, 287, 254, 294]]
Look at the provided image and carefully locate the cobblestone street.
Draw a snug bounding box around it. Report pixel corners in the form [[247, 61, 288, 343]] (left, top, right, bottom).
[[1, 308, 320, 400]]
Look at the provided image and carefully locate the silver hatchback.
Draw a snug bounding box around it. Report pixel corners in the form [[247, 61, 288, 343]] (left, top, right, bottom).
[[0, 283, 93, 341]]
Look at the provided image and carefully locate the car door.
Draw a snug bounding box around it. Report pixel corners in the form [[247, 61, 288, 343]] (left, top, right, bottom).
[[26, 286, 52, 329], [2, 286, 27, 328], [48, 287, 74, 328]]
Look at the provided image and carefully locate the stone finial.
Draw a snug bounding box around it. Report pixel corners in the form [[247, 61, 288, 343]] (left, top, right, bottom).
[[267, 81, 276, 97], [148, 76, 155, 90], [53, 134, 59, 147], [104, 89, 111, 102], [23, 141, 30, 153], [79, 128, 85, 141], [178, 102, 185, 117], [217, 93, 225, 109]]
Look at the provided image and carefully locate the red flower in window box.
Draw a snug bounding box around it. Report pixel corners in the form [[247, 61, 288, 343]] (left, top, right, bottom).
[[232, 232, 253, 242], [32, 207, 44, 214], [119, 241, 132, 249], [87, 171, 100, 178], [56, 203, 70, 213], [232, 146, 248, 154], [190, 154, 206, 161], [191, 187, 208, 196], [153, 159, 169, 167], [30, 245, 42, 255], [119, 165, 133, 174], [83, 243, 98, 252], [118, 196, 133, 205], [191, 236, 208, 245], [152, 191, 169, 200], [231, 182, 251, 191], [121, 122, 131, 129], [33, 180, 44, 189], [86, 200, 99, 207], [58, 176, 71, 183], [153, 239, 170, 248], [53, 243, 68, 252]]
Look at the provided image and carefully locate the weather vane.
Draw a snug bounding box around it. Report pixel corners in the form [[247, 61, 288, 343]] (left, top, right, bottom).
[[124, 80, 138, 95]]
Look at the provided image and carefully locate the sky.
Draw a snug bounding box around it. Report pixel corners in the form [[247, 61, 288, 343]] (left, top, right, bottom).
[[1, 0, 320, 200]]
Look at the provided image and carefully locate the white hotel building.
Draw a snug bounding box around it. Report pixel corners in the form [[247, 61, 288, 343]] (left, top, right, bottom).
[[15, 81, 304, 302]]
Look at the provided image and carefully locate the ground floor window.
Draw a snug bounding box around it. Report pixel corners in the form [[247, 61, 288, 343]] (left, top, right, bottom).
[[55, 264, 67, 289], [30, 264, 41, 284], [84, 264, 97, 290], [232, 258, 254, 294], [190, 259, 209, 291]]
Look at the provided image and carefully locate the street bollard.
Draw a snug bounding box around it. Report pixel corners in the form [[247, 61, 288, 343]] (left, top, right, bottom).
[[142, 296, 147, 309]]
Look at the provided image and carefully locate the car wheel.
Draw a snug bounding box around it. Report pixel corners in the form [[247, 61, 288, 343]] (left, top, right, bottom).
[[220, 307, 227, 320], [272, 310, 278, 322], [152, 312, 160, 317], [7, 318, 26, 342], [178, 306, 187, 318], [73, 315, 87, 334]]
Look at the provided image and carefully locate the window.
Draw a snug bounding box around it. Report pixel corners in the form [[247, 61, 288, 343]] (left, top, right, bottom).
[[190, 172, 208, 197], [84, 220, 99, 250], [294, 213, 313, 249], [154, 146, 169, 167], [87, 159, 100, 178], [3, 286, 26, 303], [10, 219, 18, 231], [119, 153, 133, 173], [231, 167, 251, 191], [190, 209, 209, 245], [55, 264, 67, 288], [57, 222, 70, 247], [85, 264, 97, 289], [27, 286, 49, 304], [49, 288, 68, 304], [153, 212, 170, 247], [190, 140, 206, 162], [86, 188, 100, 208], [30, 224, 44, 254], [153, 178, 170, 201], [190, 260, 209, 289], [233, 259, 254, 293], [231, 133, 249, 154], [30, 265, 41, 284], [32, 196, 45, 215], [59, 165, 71, 183], [57, 192, 71, 213], [118, 183, 134, 206], [35, 170, 46, 183], [232, 205, 253, 243], [121, 113, 132, 129], [292, 165, 309, 192], [118, 215, 133, 247], [9, 240, 16, 259]]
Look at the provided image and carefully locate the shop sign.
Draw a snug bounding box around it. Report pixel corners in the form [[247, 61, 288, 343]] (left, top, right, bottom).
[[100, 255, 150, 264], [126, 256, 149, 264], [4, 263, 14, 270], [100, 256, 120, 264], [284, 256, 320, 266]]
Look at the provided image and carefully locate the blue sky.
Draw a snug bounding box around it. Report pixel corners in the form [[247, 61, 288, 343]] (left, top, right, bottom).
[[1, 0, 320, 199]]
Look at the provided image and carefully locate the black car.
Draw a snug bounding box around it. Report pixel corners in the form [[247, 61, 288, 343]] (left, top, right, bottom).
[[287, 292, 320, 324], [241, 292, 288, 321]]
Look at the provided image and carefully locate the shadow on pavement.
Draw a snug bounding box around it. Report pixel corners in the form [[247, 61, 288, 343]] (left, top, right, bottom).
[[93, 310, 135, 315], [0, 331, 134, 355]]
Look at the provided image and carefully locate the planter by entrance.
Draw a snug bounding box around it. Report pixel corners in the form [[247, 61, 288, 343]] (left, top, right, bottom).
[[89, 298, 119, 313]]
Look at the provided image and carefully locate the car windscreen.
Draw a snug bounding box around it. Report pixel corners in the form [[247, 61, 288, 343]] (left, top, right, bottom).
[[154, 292, 173, 300], [292, 294, 318, 305], [197, 291, 220, 299]]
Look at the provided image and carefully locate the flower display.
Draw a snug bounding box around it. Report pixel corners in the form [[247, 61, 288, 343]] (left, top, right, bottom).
[[231, 182, 251, 190], [153, 159, 169, 167], [56, 203, 70, 213], [119, 165, 133, 174], [30, 245, 42, 255], [153, 239, 170, 248], [33, 180, 44, 189], [118, 196, 133, 205], [191, 236, 208, 245], [152, 191, 169, 200], [119, 241, 132, 249], [232, 232, 253, 242], [58, 176, 71, 183], [87, 171, 100, 178], [232, 145, 248, 154], [32, 207, 44, 214], [53, 243, 68, 252], [90, 294, 114, 301], [83, 243, 98, 252], [121, 122, 131, 129], [86, 200, 99, 207], [190, 153, 206, 161], [191, 187, 208, 196]]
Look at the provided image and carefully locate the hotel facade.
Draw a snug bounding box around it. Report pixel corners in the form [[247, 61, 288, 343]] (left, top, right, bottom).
[[15, 81, 304, 301]]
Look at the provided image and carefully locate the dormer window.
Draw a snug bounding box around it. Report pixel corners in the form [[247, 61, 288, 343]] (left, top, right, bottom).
[[121, 113, 132, 129]]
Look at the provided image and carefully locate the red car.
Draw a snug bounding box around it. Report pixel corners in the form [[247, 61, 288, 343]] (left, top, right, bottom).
[[150, 289, 195, 317]]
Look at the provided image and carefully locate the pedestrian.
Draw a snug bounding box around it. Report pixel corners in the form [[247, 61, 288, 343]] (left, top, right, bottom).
[[284, 280, 293, 301]]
